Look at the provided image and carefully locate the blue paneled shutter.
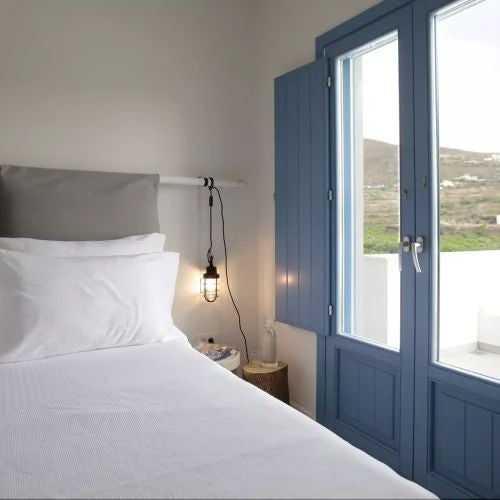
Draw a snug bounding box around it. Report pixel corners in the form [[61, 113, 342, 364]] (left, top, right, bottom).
[[274, 58, 329, 335]]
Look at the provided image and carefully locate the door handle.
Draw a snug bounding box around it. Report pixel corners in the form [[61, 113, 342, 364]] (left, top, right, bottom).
[[399, 236, 411, 272], [411, 236, 424, 273]]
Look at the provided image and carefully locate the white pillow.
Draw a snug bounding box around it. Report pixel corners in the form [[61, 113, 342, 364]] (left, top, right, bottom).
[[0, 249, 182, 363], [0, 233, 165, 256]]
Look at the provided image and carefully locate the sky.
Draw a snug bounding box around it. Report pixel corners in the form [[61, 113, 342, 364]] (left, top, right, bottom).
[[359, 0, 500, 154]]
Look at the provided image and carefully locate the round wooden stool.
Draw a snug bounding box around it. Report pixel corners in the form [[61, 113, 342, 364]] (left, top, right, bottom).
[[242, 362, 289, 404]]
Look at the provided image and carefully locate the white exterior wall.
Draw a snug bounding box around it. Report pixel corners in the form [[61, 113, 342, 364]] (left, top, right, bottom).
[[358, 255, 400, 349], [360, 251, 500, 351], [440, 251, 500, 349]]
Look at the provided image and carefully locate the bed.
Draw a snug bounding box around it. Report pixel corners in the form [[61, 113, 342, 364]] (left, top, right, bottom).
[[0, 334, 434, 499], [0, 166, 435, 499]]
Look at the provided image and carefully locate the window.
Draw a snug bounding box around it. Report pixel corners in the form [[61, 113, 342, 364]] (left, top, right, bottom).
[[336, 32, 401, 350], [432, 0, 500, 380]]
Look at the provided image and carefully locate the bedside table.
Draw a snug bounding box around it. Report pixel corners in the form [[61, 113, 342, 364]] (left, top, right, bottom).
[[243, 362, 289, 404], [195, 342, 240, 373]]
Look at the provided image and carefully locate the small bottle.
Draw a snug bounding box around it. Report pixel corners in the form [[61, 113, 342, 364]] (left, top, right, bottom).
[[261, 319, 278, 368]]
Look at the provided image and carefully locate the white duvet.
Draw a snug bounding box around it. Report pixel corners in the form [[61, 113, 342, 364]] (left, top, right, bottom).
[[0, 333, 435, 499]]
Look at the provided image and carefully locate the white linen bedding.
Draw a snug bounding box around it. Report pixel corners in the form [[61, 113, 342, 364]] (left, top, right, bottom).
[[0, 233, 166, 256], [0, 332, 435, 499], [0, 250, 180, 363]]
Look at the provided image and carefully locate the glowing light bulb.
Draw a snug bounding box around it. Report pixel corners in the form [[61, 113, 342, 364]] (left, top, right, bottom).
[[200, 257, 220, 302]]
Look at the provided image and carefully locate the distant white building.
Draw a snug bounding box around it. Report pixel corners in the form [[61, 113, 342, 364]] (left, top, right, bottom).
[[440, 180, 455, 188], [456, 174, 479, 182]]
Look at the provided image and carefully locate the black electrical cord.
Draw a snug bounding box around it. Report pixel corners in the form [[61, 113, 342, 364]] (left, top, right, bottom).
[[207, 188, 214, 263], [212, 186, 250, 364]]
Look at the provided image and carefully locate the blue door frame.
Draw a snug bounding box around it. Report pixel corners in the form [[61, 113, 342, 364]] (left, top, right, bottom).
[[319, 4, 416, 479], [316, 0, 500, 497], [413, 1, 500, 498]]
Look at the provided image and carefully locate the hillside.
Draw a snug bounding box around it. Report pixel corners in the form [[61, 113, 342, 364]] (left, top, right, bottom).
[[362, 139, 500, 253], [363, 139, 500, 185]]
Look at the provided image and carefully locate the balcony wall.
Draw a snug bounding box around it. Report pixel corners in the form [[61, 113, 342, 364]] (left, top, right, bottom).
[[358, 250, 500, 351]]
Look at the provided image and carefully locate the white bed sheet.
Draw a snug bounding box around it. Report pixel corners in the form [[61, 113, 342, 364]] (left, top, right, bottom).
[[0, 333, 436, 499]]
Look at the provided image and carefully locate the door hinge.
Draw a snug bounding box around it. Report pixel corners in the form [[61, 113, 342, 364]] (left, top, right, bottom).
[[328, 189, 333, 201], [328, 304, 333, 316], [327, 75, 332, 88]]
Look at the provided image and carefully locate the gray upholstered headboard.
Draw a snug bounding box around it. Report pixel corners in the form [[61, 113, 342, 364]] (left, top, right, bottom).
[[0, 166, 160, 240]]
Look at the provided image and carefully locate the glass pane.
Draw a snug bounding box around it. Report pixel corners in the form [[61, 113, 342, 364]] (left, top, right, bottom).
[[336, 32, 401, 350], [433, 0, 500, 380]]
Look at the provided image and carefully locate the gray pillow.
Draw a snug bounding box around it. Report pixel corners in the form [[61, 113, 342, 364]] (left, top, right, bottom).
[[0, 166, 160, 241]]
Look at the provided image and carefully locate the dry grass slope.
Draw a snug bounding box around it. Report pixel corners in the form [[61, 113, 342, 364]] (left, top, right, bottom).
[[363, 139, 500, 253]]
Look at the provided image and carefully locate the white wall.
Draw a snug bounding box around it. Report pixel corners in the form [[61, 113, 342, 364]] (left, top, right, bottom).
[[0, 0, 385, 418], [440, 251, 500, 350], [359, 255, 400, 350], [0, 0, 260, 354], [357, 252, 500, 353], [254, 0, 380, 418]]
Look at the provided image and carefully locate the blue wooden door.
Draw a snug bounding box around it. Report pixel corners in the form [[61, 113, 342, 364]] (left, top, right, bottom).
[[275, 59, 330, 336], [321, 4, 416, 478], [275, 0, 500, 496], [413, 0, 500, 497]]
